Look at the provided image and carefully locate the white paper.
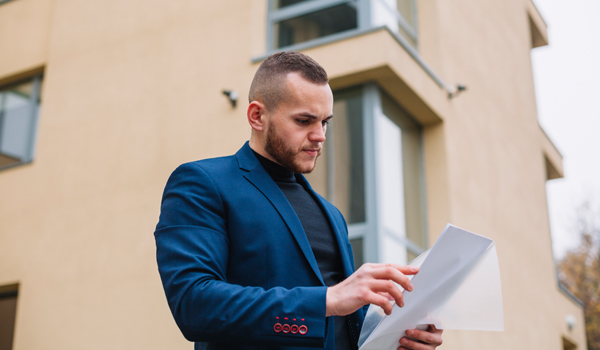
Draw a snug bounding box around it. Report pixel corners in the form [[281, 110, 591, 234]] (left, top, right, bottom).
[[358, 224, 504, 350]]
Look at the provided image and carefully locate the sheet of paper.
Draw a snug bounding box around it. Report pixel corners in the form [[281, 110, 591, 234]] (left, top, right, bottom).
[[358, 224, 504, 350]]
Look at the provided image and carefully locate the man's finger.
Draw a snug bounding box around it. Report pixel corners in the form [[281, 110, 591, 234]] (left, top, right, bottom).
[[388, 263, 419, 275], [428, 324, 441, 333], [378, 292, 394, 302], [366, 292, 395, 315], [399, 337, 430, 350], [365, 263, 419, 276], [370, 266, 414, 292], [405, 327, 443, 346], [369, 280, 405, 307]]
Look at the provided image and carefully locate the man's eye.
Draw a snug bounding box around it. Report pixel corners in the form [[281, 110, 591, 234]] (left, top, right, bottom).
[[322, 120, 330, 126], [297, 119, 310, 125]]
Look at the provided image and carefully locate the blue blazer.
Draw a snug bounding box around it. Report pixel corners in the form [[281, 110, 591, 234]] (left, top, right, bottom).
[[155, 142, 365, 349]]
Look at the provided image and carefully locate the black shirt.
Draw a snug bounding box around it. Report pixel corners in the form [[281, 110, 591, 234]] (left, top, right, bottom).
[[253, 151, 352, 349]]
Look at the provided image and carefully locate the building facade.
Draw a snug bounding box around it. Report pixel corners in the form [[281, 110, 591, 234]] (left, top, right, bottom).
[[0, 0, 587, 349]]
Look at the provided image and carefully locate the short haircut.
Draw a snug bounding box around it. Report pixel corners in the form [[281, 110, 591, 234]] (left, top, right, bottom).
[[248, 51, 329, 111]]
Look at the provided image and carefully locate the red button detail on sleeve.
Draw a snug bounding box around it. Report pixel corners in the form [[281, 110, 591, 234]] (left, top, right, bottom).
[[299, 325, 308, 335], [282, 324, 291, 333], [274, 323, 282, 333]]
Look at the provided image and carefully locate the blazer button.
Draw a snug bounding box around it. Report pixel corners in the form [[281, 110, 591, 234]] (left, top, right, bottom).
[[282, 324, 291, 333], [299, 325, 308, 335], [291, 325, 299, 334], [274, 323, 282, 333]]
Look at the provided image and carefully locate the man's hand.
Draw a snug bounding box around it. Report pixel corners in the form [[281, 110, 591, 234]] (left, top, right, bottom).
[[399, 325, 443, 350], [326, 263, 418, 317]]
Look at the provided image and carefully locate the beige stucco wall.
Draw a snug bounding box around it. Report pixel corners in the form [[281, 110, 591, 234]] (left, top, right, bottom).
[[0, 0, 53, 82], [0, 0, 587, 349]]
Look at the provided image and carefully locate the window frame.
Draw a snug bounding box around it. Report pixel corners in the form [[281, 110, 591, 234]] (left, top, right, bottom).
[[372, 0, 418, 46], [319, 84, 428, 266], [0, 74, 43, 172], [266, 0, 417, 52], [0, 283, 19, 350], [362, 83, 428, 264], [267, 0, 365, 52]]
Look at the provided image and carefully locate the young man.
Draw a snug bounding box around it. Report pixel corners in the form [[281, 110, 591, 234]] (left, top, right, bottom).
[[155, 51, 443, 350]]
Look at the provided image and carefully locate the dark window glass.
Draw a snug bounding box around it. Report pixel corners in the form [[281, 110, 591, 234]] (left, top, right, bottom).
[[332, 89, 365, 224], [274, 3, 358, 48], [307, 88, 365, 224], [349, 237, 363, 270], [272, 0, 310, 10], [0, 285, 18, 350]]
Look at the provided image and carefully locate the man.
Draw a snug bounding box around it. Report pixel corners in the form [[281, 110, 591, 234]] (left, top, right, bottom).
[[155, 51, 443, 350]]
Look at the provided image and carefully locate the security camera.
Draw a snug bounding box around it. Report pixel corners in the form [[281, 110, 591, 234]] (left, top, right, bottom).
[[222, 90, 239, 108]]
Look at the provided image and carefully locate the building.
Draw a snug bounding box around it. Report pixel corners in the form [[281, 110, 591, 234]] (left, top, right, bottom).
[[0, 0, 587, 349]]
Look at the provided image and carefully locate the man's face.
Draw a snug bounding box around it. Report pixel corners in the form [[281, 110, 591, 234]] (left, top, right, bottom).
[[264, 73, 333, 174]]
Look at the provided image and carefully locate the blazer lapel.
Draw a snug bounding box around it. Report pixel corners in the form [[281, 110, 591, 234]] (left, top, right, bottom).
[[236, 143, 325, 286]]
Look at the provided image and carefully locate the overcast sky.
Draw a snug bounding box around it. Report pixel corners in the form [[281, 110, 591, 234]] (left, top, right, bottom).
[[531, 0, 600, 259]]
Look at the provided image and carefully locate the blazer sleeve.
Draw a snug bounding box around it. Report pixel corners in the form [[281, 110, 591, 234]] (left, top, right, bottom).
[[154, 162, 329, 347]]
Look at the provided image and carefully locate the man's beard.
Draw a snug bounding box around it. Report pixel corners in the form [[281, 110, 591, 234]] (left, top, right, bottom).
[[264, 123, 321, 174]]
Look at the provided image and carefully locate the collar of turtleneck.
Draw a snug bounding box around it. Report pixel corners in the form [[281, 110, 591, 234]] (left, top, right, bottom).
[[252, 149, 297, 183]]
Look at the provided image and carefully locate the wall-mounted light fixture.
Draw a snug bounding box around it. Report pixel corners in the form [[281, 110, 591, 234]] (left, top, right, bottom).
[[448, 84, 467, 99], [565, 314, 576, 331], [222, 90, 238, 108]]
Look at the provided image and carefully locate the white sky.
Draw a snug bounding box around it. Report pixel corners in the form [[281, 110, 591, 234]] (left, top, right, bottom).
[[531, 0, 600, 259]]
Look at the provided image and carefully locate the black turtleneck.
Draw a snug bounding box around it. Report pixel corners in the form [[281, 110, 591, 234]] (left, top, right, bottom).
[[252, 150, 353, 350]]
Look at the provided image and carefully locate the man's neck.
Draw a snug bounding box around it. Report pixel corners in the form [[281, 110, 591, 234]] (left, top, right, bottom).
[[251, 149, 296, 183]]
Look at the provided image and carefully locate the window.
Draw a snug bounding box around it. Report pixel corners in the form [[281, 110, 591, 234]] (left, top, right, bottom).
[[371, 0, 418, 47], [305, 84, 426, 267], [0, 284, 18, 350], [562, 337, 576, 350], [377, 90, 426, 263], [308, 87, 365, 225], [268, 0, 417, 51], [0, 75, 42, 171]]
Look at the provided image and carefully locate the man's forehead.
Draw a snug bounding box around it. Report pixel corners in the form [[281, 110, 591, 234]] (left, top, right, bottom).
[[284, 73, 332, 98]]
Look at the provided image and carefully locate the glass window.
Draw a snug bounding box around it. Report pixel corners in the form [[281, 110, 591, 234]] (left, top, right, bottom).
[[396, 0, 417, 30], [267, 0, 417, 51], [379, 91, 426, 262], [0, 76, 42, 171], [307, 85, 426, 267], [0, 284, 18, 350], [349, 237, 364, 270], [272, 0, 310, 10], [306, 88, 365, 225], [371, 0, 418, 47], [273, 3, 358, 49]]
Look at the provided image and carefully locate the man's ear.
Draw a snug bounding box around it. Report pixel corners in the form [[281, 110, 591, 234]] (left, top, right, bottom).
[[247, 101, 268, 131]]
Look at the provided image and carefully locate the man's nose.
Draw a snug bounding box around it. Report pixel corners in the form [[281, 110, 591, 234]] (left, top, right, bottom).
[[309, 123, 326, 143]]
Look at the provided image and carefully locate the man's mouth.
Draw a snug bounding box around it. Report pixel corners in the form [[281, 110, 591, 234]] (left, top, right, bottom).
[[303, 148, 321, 157]]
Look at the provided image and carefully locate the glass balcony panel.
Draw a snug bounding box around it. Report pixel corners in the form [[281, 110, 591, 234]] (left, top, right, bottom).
[[273, 3, 358, 48], [397, 0, 417, 30], [272, 0, 311, 10], [371, 0, 417, 47]]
